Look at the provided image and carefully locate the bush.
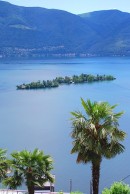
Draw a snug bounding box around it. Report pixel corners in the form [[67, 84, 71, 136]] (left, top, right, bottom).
[[58, 191, 63, 194], [71, 191, 83, 194], [102, 182, 130, 194]]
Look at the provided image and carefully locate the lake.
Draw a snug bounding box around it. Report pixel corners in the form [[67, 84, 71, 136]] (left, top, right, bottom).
[[0, 57, 130, 193]]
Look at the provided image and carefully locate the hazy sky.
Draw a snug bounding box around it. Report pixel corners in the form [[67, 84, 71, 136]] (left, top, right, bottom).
[[3, 0, 130, 14]]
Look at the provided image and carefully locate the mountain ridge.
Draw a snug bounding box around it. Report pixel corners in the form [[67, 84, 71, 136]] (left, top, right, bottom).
[[0, 1, 130, 58]]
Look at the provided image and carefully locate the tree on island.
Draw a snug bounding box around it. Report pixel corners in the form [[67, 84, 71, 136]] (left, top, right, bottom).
[[70, 99, 126, 194], [3, 149, 54, 194], [17, 73, 115, 90]]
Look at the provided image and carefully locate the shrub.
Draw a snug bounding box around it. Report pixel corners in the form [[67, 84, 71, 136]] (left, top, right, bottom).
[[102, 182, 130, 194], [71, 191, 83, 194], [59, 190, 63, 194]]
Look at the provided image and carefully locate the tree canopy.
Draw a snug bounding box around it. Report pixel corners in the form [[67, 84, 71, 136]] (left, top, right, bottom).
[[71, 98, 126, 194], [3, 148, 54, 194], [0, 148, 8, 182]]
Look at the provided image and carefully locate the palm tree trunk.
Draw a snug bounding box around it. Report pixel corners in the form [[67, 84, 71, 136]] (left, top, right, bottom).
[[27, 185, 34, 194], [92, 160, 101, 194]]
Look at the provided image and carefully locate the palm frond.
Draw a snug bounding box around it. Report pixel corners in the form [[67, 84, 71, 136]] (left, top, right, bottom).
[[70, 98, 126, 164]]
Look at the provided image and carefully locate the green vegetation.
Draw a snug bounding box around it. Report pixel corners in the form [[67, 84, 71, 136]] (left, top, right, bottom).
[[71, 191, 83, 194], [17, 74, 115, 90], [0, 143, 129, 194], [0, 149, 8, 182], [102, 182, 130, 194], [58, 190, 64, 194], [70, 99, 126, 194], [0, 98, 128, 194], [3, 148, 54, 194]]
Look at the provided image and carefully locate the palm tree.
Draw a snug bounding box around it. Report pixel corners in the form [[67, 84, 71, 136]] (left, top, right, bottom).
[[0, 148, 8, 181], [71, 98, 126, 194], [3, 148, 54, 194]]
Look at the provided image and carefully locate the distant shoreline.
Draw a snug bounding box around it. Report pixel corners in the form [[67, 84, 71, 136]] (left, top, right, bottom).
[[0, 55, 129, 61]]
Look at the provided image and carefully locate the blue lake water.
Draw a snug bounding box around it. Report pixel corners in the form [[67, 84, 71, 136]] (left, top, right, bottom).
[[0, 57, 130, 193]]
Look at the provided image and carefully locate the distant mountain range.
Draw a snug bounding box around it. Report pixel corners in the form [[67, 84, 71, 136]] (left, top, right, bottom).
[[0, 1, 130, 59]]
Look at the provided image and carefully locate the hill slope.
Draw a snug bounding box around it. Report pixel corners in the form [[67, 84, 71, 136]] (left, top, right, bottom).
[[79, 10, 130, 56], [0, 1, 130, 58]]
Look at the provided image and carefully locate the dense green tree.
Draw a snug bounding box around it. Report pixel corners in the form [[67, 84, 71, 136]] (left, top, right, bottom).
[[3, 149, 54, 194], [72, 75, 79, 83], [0, 148, 8, 182], [55, 77, 65, 84], [70, 99, 126, 194], [64, 76, 71, 84], [102, 182, 130, 194]]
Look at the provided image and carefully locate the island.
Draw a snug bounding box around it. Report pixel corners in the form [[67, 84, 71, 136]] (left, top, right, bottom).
[[16, 74, 116, 90]]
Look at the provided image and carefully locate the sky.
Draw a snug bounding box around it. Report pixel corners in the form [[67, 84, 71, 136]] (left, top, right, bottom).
[[2, 0, 130, 14]]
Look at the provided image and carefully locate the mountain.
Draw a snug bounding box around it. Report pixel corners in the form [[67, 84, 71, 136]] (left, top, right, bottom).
[[79, 10, 130, 56], [0, 1, 130, 58]]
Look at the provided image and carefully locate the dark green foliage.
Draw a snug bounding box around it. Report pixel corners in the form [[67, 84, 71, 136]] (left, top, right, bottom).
[[102, 182, 130, 194], [17, 74, 115, 90], [0, 148, 8, 182], [71, 99, 126, 194], [3, 149, 54, 194], [71, 192, 83, 194]]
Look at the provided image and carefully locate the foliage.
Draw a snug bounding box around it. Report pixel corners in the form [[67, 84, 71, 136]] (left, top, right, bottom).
[[17, 74, 115, 90], [71, 191, 83, 194], [71, 99, 126, 194], [102, 182, 130, 194], [58, 190, 64, 194], [3, 148, 54, 194], [0, 148, 8, 182]]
